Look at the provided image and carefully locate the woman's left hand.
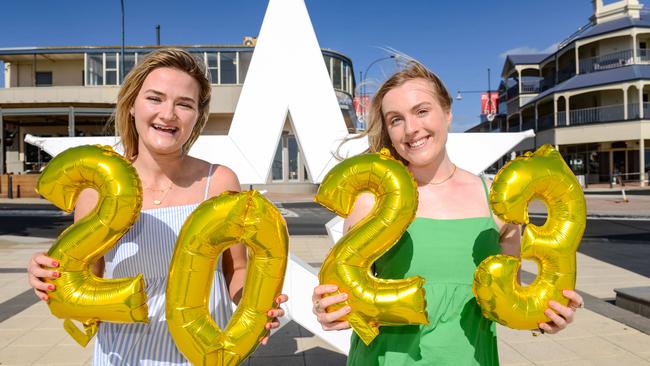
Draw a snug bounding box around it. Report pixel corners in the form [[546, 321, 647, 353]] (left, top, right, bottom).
[[261, 294, 289, 345], [538, 289, 583, 334]]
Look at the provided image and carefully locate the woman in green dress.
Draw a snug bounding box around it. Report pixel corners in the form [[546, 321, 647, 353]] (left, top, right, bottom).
[[312, 61, 584, 365]]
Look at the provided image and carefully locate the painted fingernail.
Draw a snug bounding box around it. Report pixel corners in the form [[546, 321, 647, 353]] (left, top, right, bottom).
[[48, 285, 55, 291], [52, 271, 60, 278], [51, 261, 59, 267]]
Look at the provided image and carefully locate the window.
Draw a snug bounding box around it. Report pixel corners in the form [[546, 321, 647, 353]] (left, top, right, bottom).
[[288, 136, 299, 181], [220, 52, 237, 84], [323, 55, 332, 78], [35, 71, 52, 86], [122, 53, 136, 81], [87, 54, 103, 85], [207, 53, 218, 84], [239, 51, 253, 84], [272, 139, 283, 180], [105, 53, 118, 85], [332, 58, 342, 90]]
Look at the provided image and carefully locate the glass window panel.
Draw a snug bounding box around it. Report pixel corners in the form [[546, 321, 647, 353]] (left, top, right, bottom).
[[272, 140, 283, 180], [209, 69, 218, 84], [238, 51, 252, 83], [220, 52, 237, 84], [35, 72, 52, 86], [106, 70, 117, 85], [288, 136, 298, 181], [106, 53, 117, 69], [87, 54, 103, 85], [332, 58, 342, 90], [207, 53, 218, 68], [123, 53, 136, 80], [323, 55, 332, 77]]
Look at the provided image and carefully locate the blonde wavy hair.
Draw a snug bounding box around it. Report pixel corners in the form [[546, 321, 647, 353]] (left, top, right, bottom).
[[112, 48, 211, 159], [353, 60, 452, 164]]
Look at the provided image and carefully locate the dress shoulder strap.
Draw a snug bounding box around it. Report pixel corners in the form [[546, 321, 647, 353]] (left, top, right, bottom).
[[480, 175, 494, 219], [204, 164, 214, 200]]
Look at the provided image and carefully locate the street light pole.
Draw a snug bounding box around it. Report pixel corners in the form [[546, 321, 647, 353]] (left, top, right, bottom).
[[456, 67, 496, 130], [120, 0, 125, 84]]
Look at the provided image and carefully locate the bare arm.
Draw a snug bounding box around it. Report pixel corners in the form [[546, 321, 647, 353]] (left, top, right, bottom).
[[208, 165, 246, 303]]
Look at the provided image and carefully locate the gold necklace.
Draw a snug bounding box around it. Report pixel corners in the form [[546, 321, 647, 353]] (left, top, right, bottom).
[[143, 184, 173, 205], [423, 164, 457, 186]]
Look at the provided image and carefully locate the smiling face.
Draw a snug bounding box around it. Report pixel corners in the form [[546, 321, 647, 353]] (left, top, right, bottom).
[[130, 67, 201, 157], [382, 78, 452, 168]]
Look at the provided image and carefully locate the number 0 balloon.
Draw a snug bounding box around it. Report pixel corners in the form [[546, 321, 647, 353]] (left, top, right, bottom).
[[315, 148, 427, 345], [36, 145, 147, 346], [473, 144, 586, 329], [166, 190, 288, 366]]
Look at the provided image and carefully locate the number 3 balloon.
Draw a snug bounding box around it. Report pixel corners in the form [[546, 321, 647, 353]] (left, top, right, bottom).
[[166, 190, 288, 366], [36, 145, 148, 346], [473, 144, 586, 329], [315, 148, 428, 345]]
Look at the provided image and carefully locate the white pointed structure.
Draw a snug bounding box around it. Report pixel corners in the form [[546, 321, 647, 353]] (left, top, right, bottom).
[[24, 0, 535, 355]]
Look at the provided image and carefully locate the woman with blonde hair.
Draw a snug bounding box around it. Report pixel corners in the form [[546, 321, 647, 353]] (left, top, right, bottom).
[[27, 48, 286, 364], [312, 60, 583, 365]]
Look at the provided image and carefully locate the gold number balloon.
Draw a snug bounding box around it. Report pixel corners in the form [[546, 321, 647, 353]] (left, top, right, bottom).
[[473, 144, 586, 329], [315, 148, 427, 345], [36, 144, 147, 346], [166, 190, 288, 366]]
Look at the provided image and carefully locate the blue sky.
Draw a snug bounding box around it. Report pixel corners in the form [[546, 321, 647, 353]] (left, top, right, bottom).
[[0, 0, 610, 131]]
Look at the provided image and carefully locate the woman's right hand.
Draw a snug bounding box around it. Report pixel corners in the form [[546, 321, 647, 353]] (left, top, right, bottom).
[[312, 284, 352, 331], [27, 252, 60, 301]]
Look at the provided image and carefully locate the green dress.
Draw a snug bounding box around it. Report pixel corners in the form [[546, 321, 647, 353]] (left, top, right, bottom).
[[348, 178, 502, 365]]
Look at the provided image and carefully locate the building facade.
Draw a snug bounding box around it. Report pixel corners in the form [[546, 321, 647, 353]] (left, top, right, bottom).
[[469, 0, 650, 187], [0, 42, 357, 193]]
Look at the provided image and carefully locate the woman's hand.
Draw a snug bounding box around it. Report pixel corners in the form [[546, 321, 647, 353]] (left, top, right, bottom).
[[27, 252, 60, 301], [260, 294, 288, 345], [312, 284, 351, 331], [538, 290, 584, 334]]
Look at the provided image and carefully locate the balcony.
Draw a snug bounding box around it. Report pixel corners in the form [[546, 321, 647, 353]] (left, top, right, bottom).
[[627, 102, 650, 119], [522, 119, 535, 131], [579, 49, 633, 74], [569, 104, 624, 125], [506, 85, 519, 100], [537, 114, 554, 131], [558, 65, 576, 83], [521, 80, 540, 94]]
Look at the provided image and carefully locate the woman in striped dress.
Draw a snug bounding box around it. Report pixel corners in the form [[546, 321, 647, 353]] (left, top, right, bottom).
[[27, 48, 287, 365]]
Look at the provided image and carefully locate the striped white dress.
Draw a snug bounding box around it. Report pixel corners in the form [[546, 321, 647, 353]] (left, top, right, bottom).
[[93, 166, 233, 365]]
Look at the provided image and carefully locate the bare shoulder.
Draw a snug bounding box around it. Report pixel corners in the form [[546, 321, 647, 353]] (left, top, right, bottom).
[[209, 164, 241, 197]]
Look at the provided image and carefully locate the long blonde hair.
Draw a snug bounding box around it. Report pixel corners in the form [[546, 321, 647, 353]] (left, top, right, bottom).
[[112, 48, 211, 159], [355, 60, 452, 163]]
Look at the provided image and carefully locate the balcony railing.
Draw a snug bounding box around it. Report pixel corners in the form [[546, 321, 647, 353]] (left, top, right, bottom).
[[569, 104, 624, 125], [522, 119, 535, 131], [639, 49, 650, 63], [579, 49, 633, 74], [537, 114, 554, 131], [506, 85, 519, 99], [627, 102, 650, 119], [557, 111, 566, 126], [521, 80, 540, 94]]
